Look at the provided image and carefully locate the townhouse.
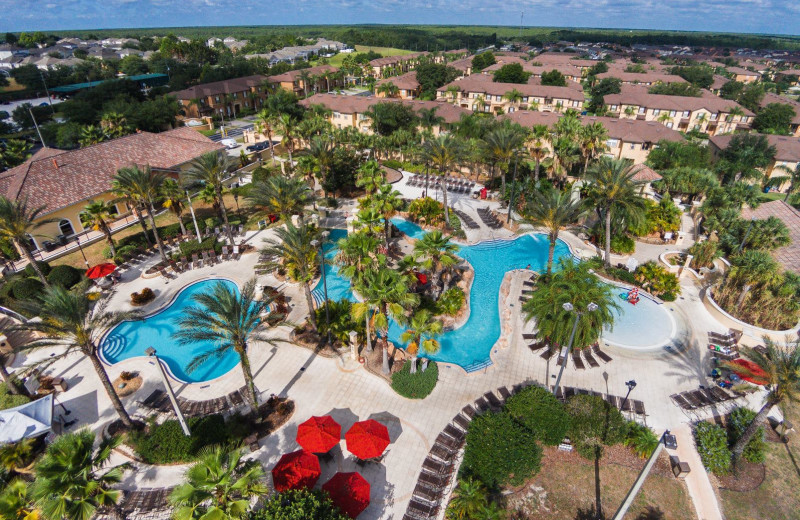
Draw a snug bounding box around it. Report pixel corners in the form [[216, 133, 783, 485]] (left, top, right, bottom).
[[710, 133, 800, 192], [603, 85, 753, 135], [266, 65, 342, 96], [725, 66, 762, 83], [436, 74, 585, 114], [776, 70, 800, 86], [759, 92, 800, 137], [482, 61, 584, 83], [173, 75, 268, 118], [370, 52, 429, 78], [246, 39, 346, 66], [595, 71, 688, 86], [375, 71, 421, 99]]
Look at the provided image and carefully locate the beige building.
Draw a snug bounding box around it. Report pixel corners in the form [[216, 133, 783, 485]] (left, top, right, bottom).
[[267, 65, 342, 96], [709, 133, 800, 192], [0, 128, 223, 252], [482, 61, 584, 83], [375, 71, 421, 99], [369, 52, 429, 78], [436, 75, 584, 114], [725, 66, 761, 83], [174, 75, 268, 118]]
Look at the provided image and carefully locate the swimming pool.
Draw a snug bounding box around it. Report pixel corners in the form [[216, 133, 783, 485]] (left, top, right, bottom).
[[101, 279, 242, 383], [601, 286, 676, 350]]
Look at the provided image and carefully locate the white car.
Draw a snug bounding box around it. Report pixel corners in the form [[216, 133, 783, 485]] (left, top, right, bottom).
[[220, 138, 238, 149]]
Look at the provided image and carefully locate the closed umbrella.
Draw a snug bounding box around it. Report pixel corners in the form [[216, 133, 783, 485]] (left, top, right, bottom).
[[345, 419, 390, 460], [85, 263, 117, 279], [322, 472, 370, 518], [297, 415, 341, 453], [271, 449, 321, 492]]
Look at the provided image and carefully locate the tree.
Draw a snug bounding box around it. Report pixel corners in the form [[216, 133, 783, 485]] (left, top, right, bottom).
[[261, 222, 320, 331], [482, 125, 526, 195], [0, 140, 33, 170], [524, 189, 585, 276], [113, 166, 169, 264], [376, 81, 400, 98], [653, 167, 719, 202], [578, 122, 608, 173], [11, 103, 51, 131], [648, 83, 701, 97], [723, 340, 800, 465], [170, 446, 268, 520], [527, 124, 550, 183], [370, 183, 404, 246], [717, 134, 776, 185], [161, 178, 188, 237], [31, 430, 129, 520], [355, 161, 385, 195], [423, 136, 461, 227], [587, 77, 621, 113], [669, 65, 714, 89], [99, 111, 131, 138], [719, 216, 790, 255], [752, 103, 796, 134], [0, 197, 56, 286], [363, 102, 418, 136], [252, 489, 349, 520], [771, 163, 800, 201], [335, 231, 384, 284], [78, 125, 106, 148], [737, 83, 765, 113], [540, 69, 567, 87], [400, 309, 443, 373], [585, 158, 647, 268], [493, 63, 530, 84], [307, 135, 334, 197], [471, 52, 496, 72], [111, 169, 151, 246], [418, 107, 444, 130], [720, 80, 744, 100], [0, 478, 38, 520], [446, 477, 489, 520], [646, 139, 711, 170], [79, 199, 117, 258], [413, 230, 459, 296], [502, 88, 523, 108], [415, 63, 460, 99], [183, 152, 236, 245], [247, 175, 312, 223]]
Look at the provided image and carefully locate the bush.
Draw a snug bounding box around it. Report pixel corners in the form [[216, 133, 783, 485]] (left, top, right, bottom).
[[625, 421, 660, 458], [0, 381, 30, 411], [634, 262, 681, 299], [505, 385, 570, 446], [46, 265, 82, 289], [391, 361, 438, 399], [688, 241, 719, 269], [566, 394, 629, 460], [727, 407, 767, 464], [436, 287, 465, 317], [11, 277, 43, 301], [160, 223, 183, 238], [382, 159, 402, 170], [113, 244, 139, 265], [694, 421, 731, 475], [461, 411, 542, 489], [178, 236, 220, 258], [611, 234, 635, 254], [0, 237, 20, 261], [101, 245, 113, 259], [252, 489, 350, 520], [130, 287, 155, 306], [23, 261, 50, 278]]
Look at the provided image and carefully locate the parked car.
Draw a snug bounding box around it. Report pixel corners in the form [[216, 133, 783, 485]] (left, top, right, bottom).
[[220, 138, 238, 149], [246, 141, 269, 152]]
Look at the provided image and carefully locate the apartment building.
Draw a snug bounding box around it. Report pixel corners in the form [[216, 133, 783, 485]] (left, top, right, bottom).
[[375, 71, 421, 99], [725, 66, 762, 83], [267, 65, 342, 95], [759, 92, 800, 137], [776, 70, 800, 86], [482, 61, 584, 83], [603, 85, 753, 135], [595, 71, 688, 86], [174, 75, 268, 118], [710, 133, 800, 192], [436, 75, 584, 114], [370, 52, 429, 78]]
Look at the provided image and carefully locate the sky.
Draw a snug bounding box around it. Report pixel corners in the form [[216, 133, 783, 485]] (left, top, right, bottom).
[[2, 0, 799, 35]]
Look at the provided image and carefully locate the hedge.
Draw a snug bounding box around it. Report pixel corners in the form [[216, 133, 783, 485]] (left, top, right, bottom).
[[727, 407, 766, 464], [461, 410, 542, 489], [177, 236, 221, 259], [695, 421, 731, 475], [566, 394, 629, 460], [252, 489, 350, 520], [391, 361, 438, 399], [505, 385, 570, 446], [11, 277, 43, 301], [46, 265, 83, 289], [23, 261, 51, 278]]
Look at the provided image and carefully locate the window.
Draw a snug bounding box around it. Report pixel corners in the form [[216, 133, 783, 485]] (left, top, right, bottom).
[[669, 110, 676, 116], [334, 112, 341, 118], [638, 106, 646, 114], [682, 110, 689, 117], [741, 116, 749, 123], [472, 104, 479, 112], [611, 105, 618, 111], [495, 95, 502, 102], [522, 97, 528, 103], [233, 93, 238, 99], [58, 219, 75, 237], [666, 122, 674, 128], [711, 113, 718, 120], [606, 139, 619, 148], [630, 143, 636, 149], [215, 96, 220, 102], [653, 109, 660, 115], [508, 107, 515, 113]]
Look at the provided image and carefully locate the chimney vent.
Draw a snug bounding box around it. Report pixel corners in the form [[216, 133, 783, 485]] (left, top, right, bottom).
[[52, 159, 58, 169]]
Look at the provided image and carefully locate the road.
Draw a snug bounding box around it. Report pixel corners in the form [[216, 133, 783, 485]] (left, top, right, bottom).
[[208, 124, 253, 142]]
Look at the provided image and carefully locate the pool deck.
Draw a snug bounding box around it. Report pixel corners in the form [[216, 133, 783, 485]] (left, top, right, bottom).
[[7, 198, 757, 520]]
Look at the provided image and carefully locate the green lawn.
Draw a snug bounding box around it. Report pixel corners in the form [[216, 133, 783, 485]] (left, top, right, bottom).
[[318, 45, 414, 67]]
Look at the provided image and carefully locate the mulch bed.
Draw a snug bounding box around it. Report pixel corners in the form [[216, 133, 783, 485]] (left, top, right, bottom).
[[252, 396, 295, 438], [716, 461, 766, 492], [292, 327, 346, 359], [106, 419, 146, 438], [113, 375, 143, 397]]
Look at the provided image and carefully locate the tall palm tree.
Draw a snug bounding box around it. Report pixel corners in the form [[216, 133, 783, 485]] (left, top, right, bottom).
[[113, 166, 169, 264], [255, 109, 277, 165], [585, 158, 646, 268], [297, 70, 312, 98], [400, 309, 443, 373], [525, 189, 586, 276], [377, 82, 400, 98], [31, 430, 129, 520], [161, 178, 188, 237], [170, 446, 268, 520], [0, 196, 55, 285], [17, 287, 139, 427], [552, 109, 582, 140], [723, 339, 800, 465], [445, 85, 460, 104], [111, 177, 151, 246], [482, 125, 526, 195], [370, 184, 404, 246], [0, 478, 38, 520], [418, 107, 444, 131], [422, 136, 461, 228], [772, 163, 800, 201], [723, 250, 780, 312], [79, 199, 117, 258], [578, 122, 609, 174], [413, 230, 460, 297], [355, 161, 385, 195], [173, 279, 284, 410], [261, 222, 320, 331], [335, 231, 383, 283], [308, 136, 334, 198], [550, 135, 581, 182], [528, 124, 550, 183], [502, 88, 524, 109], [352, 268, 418, 374], [183, 152, 236, 246], [276, 113, 299, 171], [246, 175, 312, 223]]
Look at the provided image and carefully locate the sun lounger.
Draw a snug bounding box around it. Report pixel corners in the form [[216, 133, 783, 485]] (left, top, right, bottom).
[[232, 245, 241, 260], [192, 253, 201, 268], [209, 250, 218, 264], [633, 400, 646, 416], [140, 389, 165, 408], [429, 444, 454, 463], [418, 471, 448, 490], [671, 393, 694, 410], [556, 348, 567, 366], [461, 404, 477, 418], [443, 424, 466, 442], [498, 386, 512, 402], [221, 246, 230, 260], [541, 348, 556, 360], [435, 432, 460, 451], [593, 344, 612, 363], [710, 386, 733, 402], [682, 391, 702, 408], [422, 457, 451, 475], [583, 349, 600, 368], [522, 333, 536, 340], [202, 251, 210, 265], [453, 414, 471, 431], [408, 499, 439, 518], [571, 350, 586, 370], [157, 266, 171, 279], [604, 394, 619, 409], [690, 390, 714, 407], [529, 341, 546, 352], [483, 391, 502, 410], [413, 482, 443, 503], [620, 398, 634, 413], [474, 397, 490, 412]]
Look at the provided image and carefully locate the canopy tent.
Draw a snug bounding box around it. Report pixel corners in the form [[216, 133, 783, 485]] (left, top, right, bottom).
[[0, 394, 53, 444]]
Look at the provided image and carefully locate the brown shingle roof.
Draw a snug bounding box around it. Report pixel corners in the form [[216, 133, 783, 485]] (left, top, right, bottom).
[[369, 52, 428, 67], [741, 200, 800, 274], [0, 128, 222, 216], [710, 133, 800, 162], [267, 65, 338, 83], [172, 75, 267, 100], [596, 71, 687, 85], [629, 164, 662, 182], [437, 75, 585, 102], [376, 71, 419, 91], [298, 94, 469, 124], [604, 84, 753, 116], [505, 112, 684, 144]]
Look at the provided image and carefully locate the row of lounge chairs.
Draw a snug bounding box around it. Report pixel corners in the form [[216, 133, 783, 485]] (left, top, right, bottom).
[[406, 175, 476, 194], [452, 209, 480, 230], [522, 335, 613, 367], [477, 207, 504, 229], [553, 385, 647, 420], [120, 487, 173, 515], [139, 386, 247, 417], [671, 386, 740, 412]]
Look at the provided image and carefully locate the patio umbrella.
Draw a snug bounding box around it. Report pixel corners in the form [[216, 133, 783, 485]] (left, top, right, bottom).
[[322, 472, 370, 518], [296, 415, 341, 453], [730, 359, 769, 385], [345, 419, 390, 460], [85, 263, 117, 279], [271, 449, 321, 492]]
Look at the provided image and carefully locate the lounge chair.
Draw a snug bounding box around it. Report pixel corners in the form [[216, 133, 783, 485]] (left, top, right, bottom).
[[691, 389, 714, 407], [604, 394, 620, 409], [180, 257, 189, 271], [422, 457, 451, 475], [157, 266, 171, 279], [192, 253, 201, 269], [556, 348, 567, 366], [238, 224, 244, 236], [453, 414, 471, 431], [593, 344, 613, 363], [221, 246, 230, 261], [583, 349, 600, 368], [682, 391, 703, 408], [461, 404, 477, 418], [202, 251, 210, 265], [232, 245, 241, 260], [710, 386, 733, 402], [633, 400, 646, 416], [529, 341, 547, 352], [563, 387, 577, 400], [408, 499, 439, 518], [620, 398, 634, 413], [473, 396, 490, 412], [483, 391, 502, 410], [429, 444, 454, 463], [498, 386, 512, 401], [670, 393, 694, 410], [443, 424, 466, 442], [435, 432, 460, 451], [209, 250, 218, 264], [418, 471, 448, 489], [522, 333, 536, 340], [541, 348, 556, 360], [413, 482, 443, 503]]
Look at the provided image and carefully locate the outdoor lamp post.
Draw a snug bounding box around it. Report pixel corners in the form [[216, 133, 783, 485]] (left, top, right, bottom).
[[185, 189, 203, 244], [145, 347, 190, 436], [552, 301, 598, 398], [311, 232, 332, 345], [75, 233, 90, 268], [621, 379, 638, 410]]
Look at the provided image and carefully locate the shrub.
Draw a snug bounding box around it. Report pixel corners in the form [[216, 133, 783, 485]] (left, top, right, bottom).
[[382, 159, 403, 170], [252, 489, 350, 520], [11, 277, 43, 301], [408, 197, 444, 227], [448, 212, 466, 239], [130, 287, 155, 306], [634, 262, 681, 299], [461, 411, 542, 489], [505, 385, 570, 446], [113, 244, 139, 265], [23, 261, 50, 278], [160, 223, 183, 238], [625, 421, 660, 458], [694, 421, 731, 475], [0, 381, 30, 411], [0, 237, 20, 261], [391, 361, 438, 399], [436, 287, 464, 317], [46, 265, 82, 289], [727, 407, 766, 464], [611, 234, 635, 254], [120, 371, 137, 381], [178, 236, 220, 258], [566, 394, 629, 460], [688, 241, 719, 269], [101, 246, 113, 259]]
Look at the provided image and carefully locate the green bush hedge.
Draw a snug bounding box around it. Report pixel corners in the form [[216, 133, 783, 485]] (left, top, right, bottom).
[[695, 421, 731, 474], [461, 411, 542, 489], [505, 385, 570, 446], [23, 261, 50, 278], [436, 287, 464, 317], [566, 394, 629, 459], [727, 407, 766, 464], [391, 361, 438, 399], [46, 265, 83, 289], [177, 236, 221, 259], [252, 489, 350, 520], [382, 159, 403, 170], [11, 277, 43, 301]]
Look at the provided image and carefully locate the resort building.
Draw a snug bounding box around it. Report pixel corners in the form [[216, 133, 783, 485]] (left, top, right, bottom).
[[375, 71, 421, 99], [369, 52, 429, 78], [759, 92, 800, 137], [436, 75, 585, 114], [267, 65, 343, 96], [448, 57, 473, 77], [0, 128, 222, 252], [595, 71, 688, 86], [776, 69, 800, 86], [710, 133, 800, 192], [173, 75, 268, 118], [725, 66, 762, 83], [603, 85, 753, 134]]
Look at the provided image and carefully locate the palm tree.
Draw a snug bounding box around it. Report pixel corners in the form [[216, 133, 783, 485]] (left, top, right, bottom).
[[525, 189, 585, 276], [400, 309, 443, 373], [585, 158, 646, 268], [0, 478, 38, 520], [370, 184, 404, 246], [31, 430, 129, 520], [0, 139, 32, 170], [113, 166, 169, 264], [308, 136, 334, 198], [772, 163, 800, 201], [422, 136, 461, 228], [445, 85, 460, 104], [276, 113, 299, 171], [552, 109, 582, 140], [247, 175, 312, 223], [335, 231, 383, 283], [0, 196, 55, 285], [170, 446, 268, 520], [578, 122, 609, 174], [482, 126, 526, 195], [256, 109, 277, 165], [79, 199, 117, 258], [17, 287, 139, 427], [78, 125, 106, 148], [502, 88, 523, 109], [724, 250, 780, 312], [377, 82, 400, 98], [173, 279, 284, 410], [446, 477, 489, 520], [161, 178, 188, 237], [297, 70, 313, 98], [183, 152, 236, 246], [355, 161, 385, 195], [723, 339, 800, 465], [353, 268, 418, 374], [528, 124, 550, 183], [413, 230, 460, 297], [99, 112, 130, 138], [353, 207, 383, 239], [261, 222, 320, 331], [111, 174, 151, 246], [418, 107, 444, 131]]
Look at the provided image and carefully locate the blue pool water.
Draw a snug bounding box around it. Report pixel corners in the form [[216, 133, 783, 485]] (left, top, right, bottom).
[[391, 217, 427, 240], [602, 289, 676, 349], [101, 279, 241, 382]]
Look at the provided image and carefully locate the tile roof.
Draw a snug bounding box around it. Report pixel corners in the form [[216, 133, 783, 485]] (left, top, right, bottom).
[[711, 74, 730, 90], [725, 66, 761, 77], [506, 112, 684, 144], [0, 128, 222, 216], [759, 92, 800, 125], [709, 133, 800, 162], [741, 200, 800, 274], [376, 71, 419, 91], [267, 65, 339, 83], [604, 84, 754, 116], [173, 75, 266, 100], [596, 71, 687, 84], [629, 164, 662, 182], [448, 57, 473, 72], [437, 75, 585, 101], [298, 94, 469, 124], [369, 52, 428, 67]]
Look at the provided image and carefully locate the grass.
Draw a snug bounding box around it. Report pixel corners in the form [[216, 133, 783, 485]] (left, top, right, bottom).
[[0, 78, 25, 93], [317, 45, 414, 67]]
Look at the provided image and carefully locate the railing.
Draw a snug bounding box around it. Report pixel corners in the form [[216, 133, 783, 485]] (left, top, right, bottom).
[[0, 305, 27, 323]]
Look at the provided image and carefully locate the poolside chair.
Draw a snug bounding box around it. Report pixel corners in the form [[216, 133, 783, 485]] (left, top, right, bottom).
[[522, 333, 536, 340], [484, 391, 503, 410], [443, 424, 466, 443], [408, 499, 439, 518], [633, 400, 646, 417], [553, 386, 565, 401], [556, 348, 567, 367], [620, 397, 634, 413], [461, 404, 477, 419], [604, 394, 620, 409], [498, 386, 512, 402], [180, 257, 189, 271], [422, 457, 451, 476], [192, 253, 201, 269], [209, 250, 219, 264], [453, 414, 471, 431], [435, 432, 460, 451], [221, 246, 230, 261], [232, 245, 241, 260], [168, 260, 182, 274], [238, 224, 244, 236], [157, 266, 171, 279], [413, 482, 443, 504], [541, 348, 556, 360], [418, 471, 448, 490], [473, 396, 490, 412], [429, 444, 454, 464], [711, 386, 733, 402], [583, 349, 600, 368], [529, 341, 547, 352], [202, 251, 211, 265], [593, 344, 613, 363]]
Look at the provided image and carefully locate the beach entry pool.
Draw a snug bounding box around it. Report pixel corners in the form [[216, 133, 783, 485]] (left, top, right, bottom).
[[601, 286, 676, 350], [101, 279, 242, 383]]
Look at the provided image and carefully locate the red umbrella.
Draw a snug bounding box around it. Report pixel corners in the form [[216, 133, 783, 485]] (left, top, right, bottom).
[[322, 472, 370, 518], [297, 416, 341, 453], [271, 450, 321, 492], [345, 420, 390, 460], [85, 263, 117, 279], [731, 359, 769, 385]]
